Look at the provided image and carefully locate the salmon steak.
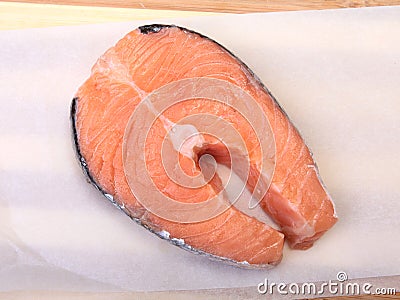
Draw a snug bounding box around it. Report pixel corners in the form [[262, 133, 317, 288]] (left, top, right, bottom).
[[71, 24, 337, 268]]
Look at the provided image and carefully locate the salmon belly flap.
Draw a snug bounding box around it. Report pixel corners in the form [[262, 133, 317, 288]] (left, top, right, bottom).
[[72, 25, 337, 267]]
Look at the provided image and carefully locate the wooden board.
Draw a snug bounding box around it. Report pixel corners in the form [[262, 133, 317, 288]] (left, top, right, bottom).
[[2, 0, 400, 30], [5, 0, 400, 13], [0, 2, 216, 30]]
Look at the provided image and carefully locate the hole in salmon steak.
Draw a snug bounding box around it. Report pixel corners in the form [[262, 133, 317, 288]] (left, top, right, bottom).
[[192, 140, 277, 227]]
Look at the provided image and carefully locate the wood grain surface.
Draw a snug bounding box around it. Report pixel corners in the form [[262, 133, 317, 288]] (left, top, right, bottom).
[[0, 2, 216, 30], [5, 0, 400, 13]]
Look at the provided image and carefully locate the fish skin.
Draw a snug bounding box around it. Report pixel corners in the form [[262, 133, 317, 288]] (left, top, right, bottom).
[[71, 24, 337, 268]]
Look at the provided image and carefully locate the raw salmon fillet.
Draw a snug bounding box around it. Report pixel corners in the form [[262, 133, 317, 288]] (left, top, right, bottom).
[[71, 24, 337, 268]]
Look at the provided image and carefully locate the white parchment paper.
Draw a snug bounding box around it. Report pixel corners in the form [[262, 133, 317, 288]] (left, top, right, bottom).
[[0, 6, 399, 292]]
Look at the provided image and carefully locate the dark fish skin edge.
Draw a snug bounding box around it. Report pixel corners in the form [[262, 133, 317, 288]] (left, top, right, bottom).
[[70, 24, 291, 269]]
